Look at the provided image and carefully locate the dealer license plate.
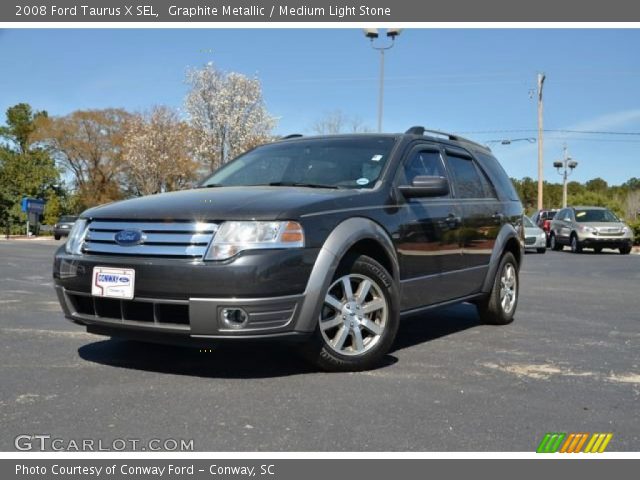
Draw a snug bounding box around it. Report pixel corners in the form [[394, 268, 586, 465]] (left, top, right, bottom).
[[91, 266, 135, 300]]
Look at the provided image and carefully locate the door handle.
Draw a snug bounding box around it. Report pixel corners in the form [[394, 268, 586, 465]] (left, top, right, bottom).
[[446, 213, 461, 228]]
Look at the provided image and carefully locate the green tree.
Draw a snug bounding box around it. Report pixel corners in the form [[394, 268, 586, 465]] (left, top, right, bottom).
[[0, 103, 48, 154], [568, 191, 624, 217], [0, 104, 60, 234], [585, 177, 608, 193]]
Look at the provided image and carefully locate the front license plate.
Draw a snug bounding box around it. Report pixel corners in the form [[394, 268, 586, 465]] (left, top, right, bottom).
[[91, 266, 135, 300]]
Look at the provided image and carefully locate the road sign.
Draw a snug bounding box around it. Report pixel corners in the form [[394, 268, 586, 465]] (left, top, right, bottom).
[[21, 197, 46, 214]]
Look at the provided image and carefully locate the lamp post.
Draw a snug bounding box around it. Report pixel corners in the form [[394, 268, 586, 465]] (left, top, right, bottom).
[[553, 144, 578, 208], [485, 137, 536, 147], [364, 28, 402, 133]]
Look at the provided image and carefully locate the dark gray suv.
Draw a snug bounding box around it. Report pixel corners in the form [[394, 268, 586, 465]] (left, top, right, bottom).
[[53, 127, 524, 371]]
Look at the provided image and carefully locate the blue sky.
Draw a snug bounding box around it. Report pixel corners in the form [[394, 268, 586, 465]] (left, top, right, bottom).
[[1, 28, 639, 184]]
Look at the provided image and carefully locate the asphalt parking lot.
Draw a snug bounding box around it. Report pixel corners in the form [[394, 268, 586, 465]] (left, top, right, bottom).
[[1, 239, 638, 451]]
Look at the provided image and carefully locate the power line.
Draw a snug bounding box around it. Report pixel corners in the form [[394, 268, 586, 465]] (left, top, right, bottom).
[[457, 129, 640, 136]]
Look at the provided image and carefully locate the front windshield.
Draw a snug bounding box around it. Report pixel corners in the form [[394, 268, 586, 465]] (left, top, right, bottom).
[[523, 216, 535, 228], [202, 137, 397, 189], [575, 209, 619, 223]]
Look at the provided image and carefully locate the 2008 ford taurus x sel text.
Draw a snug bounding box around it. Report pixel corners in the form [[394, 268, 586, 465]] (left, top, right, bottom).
[[54, 127, 524, 371]]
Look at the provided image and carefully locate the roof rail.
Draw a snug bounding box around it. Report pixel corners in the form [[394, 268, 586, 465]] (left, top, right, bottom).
[[282, 134, 303, 139], [405, 126, 490, 152]]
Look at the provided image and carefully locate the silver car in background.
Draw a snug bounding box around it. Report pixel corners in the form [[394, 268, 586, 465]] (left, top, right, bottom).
[[549, 206, 634, 254], [523, 215, 547, 254]]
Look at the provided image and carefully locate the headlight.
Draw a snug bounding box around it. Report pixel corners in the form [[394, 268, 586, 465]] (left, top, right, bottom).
[[622, 225, 630, 234], [579, 225, 597, 233], [204, 221, 304, 261], [64, 219, 88, 255]]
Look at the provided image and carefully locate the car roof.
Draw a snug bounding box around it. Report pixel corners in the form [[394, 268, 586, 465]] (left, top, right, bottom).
[[570, 206, 607, 210], [273, 131, 491, 154]]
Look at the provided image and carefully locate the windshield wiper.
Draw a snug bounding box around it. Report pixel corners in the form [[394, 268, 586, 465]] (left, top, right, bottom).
[[264, 182, 341, 189]]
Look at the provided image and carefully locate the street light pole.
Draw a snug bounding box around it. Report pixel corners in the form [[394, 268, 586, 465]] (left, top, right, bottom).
[[364, 29, 401, 133], [553, 144, 578, 208], [537, 72, 546, 211], [378, 48, 385, 133]]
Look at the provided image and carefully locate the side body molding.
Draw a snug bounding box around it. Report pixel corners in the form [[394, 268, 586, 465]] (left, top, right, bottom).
[[294, 217, 399, 332], [481, 222, 523, 293]]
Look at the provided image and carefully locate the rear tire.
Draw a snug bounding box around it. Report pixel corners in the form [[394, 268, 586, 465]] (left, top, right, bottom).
[[536, 248, 546, 254], [550, 233, 562, 251], [477, 252, 519, 325], [301, 254, 400, 372], [570, 234, 582, 253], [620, 246, 632, 255], [54, 235, 60, 240]]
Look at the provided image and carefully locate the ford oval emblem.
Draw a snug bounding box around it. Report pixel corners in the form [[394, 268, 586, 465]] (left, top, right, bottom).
[[114, 229, 143, 246]]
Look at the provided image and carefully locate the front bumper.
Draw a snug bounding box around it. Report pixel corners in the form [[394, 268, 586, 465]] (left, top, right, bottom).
[[577, 234, 633, 249], [53, 228, 71, 237], [524, 234, 546, 250], [53, 247, 321, 341]]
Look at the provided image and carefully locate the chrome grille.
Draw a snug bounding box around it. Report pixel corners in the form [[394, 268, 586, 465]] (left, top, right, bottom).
[[597, 227, 623, 237], [83, 221, 218, 258]]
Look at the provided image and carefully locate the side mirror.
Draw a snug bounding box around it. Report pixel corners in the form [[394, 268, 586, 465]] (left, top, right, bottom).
[[399, 176, 449, 198]]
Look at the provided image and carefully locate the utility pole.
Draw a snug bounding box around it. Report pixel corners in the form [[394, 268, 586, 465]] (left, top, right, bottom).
[[553, 143, 578, 208], [537, 73, 546, 211]]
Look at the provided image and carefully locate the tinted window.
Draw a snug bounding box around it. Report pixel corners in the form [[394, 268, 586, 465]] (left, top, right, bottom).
[[203, 137, 396, 189], [474, 151, 520, 201], [446, 155, 485, 199], [398, 149, 446, 185], [575, 209, 619, 223], [59, 216, 77, 223]]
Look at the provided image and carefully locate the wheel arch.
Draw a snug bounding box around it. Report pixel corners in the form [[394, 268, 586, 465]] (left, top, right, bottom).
[[481, 224, 523, 294], [294, 217, 399, 333]]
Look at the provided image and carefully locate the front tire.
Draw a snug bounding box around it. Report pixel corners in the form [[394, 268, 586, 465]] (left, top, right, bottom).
[[477, 252, 519, 325], [620, 245, 632, 255], [536, 247, 546, 254], [54, 235, 60, 240], [550, 233, 562, 251], [570, 234, 583, 253], [301, 254, 399, 372]]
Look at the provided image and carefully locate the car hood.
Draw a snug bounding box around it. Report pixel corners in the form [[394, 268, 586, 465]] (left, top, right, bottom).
[[82, 186, 373, 221], [524, 226, 543, 235]]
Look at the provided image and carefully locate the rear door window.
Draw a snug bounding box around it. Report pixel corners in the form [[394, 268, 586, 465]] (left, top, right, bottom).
[[445, 154, 486, 199], [474, 151, 520, 201]]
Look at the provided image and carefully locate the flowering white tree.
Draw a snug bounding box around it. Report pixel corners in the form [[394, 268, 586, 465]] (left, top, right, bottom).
[[185, 63, 277, 172], [122, 106, 198, 196]]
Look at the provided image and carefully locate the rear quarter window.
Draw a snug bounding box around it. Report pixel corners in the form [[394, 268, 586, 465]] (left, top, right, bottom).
[[474, 151, 520, 201]]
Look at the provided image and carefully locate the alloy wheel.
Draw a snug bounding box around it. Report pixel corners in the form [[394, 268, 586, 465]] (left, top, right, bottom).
[[319, 274, 388, 356], [499, 263, 517, 314]]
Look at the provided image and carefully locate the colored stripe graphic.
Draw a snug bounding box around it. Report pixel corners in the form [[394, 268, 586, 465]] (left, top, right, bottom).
[[560, 433, 589, 453], [538, 433, 613, 453], [537, 433, 566, 453], [584, 433, 613, 453]]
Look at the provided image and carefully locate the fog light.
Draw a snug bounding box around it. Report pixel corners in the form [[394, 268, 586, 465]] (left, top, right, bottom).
[[221, 308, 249, 328]]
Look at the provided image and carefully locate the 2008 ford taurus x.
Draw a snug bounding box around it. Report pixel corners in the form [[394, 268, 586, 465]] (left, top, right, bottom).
[[54, 127, 524, 371]]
